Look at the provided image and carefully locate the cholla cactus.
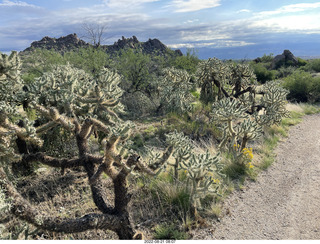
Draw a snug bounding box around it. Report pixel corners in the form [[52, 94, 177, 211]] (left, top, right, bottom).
[[229, 62, 257, 96], [196, 58, 257, 105], [0, 57, 165, 239], [198, 58, 288, 153], [165, 130, 194, 179], [196, 58, 229, 103], [0, 51, 22, 100], [179, 151, 224, 210], [158, 67, 194, 114], [156, 131, 225, 211], [28, 65, 124, 123], [0, 52, 42, 165], [211, 97, 263, 152], [257, 81, 289, 126]]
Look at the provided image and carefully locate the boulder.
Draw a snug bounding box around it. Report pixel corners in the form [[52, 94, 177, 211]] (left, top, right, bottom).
[[271, 50, 298, 69]]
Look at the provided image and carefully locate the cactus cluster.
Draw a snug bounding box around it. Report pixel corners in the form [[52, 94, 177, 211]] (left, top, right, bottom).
[[158, 67, 194, 114], [0, 52, 162, 239], [179, 151, 224, 209], [0, 52, 41, 165], [28, 65, 124, 123], [0, 48, 291, 239], [154, 131, 225, 210], [256, 81, 290, 126], [197, 58, 288, 152], [196, 58, 257, 104], [0, 52, 22, 101]]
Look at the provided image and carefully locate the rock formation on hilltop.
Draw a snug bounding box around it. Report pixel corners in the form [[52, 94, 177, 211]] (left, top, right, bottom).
[[271, 50, 299, 69], [23, 33, 89, 53], [22, 34, 182, 58]]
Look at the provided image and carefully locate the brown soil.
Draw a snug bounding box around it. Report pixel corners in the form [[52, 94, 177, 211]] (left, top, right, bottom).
[[192, 113, 320, 240]]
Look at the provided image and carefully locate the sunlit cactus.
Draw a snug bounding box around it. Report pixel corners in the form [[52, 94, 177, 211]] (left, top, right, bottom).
[[0, 52, 42, 165], [198, 57, 288, 152], [165, 130, 194, 179], [0, 57, 168, 239], [211, 98, 250, 150], [179, 151, 224, 210], [256, 81, 290, 126], [0, 51, 21, 86], [196, 58, 229, 103], [196, 58, 257, 105], [28, 65, 124, 123], [158, 67, 194, 114]]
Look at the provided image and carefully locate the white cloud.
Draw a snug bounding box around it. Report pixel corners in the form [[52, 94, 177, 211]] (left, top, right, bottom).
[[170, 0, 221, 13], [183, 19, 199, 24], [250, 14, 320, 34], [103, 0, 159, 8], [257, 2, 320, 17], [237, 9, 251, 13], [0, 0, 39, 8], [168, 40, 255, 49], [248, 2, 320, 34]]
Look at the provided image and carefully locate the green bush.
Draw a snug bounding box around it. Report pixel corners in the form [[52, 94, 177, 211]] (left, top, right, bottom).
[[169, 49, 200, 74], [260, 53, 274, 63], [297, 57, 308, 67], [282, 70, 320, 102], [276, 66, 296, 78], [251, 63, 277, 83], [304, 59, 320, 72]]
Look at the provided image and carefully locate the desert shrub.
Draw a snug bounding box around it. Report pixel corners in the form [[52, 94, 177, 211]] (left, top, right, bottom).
[[304, 59, 320, 72], [121, 91, 158, 118], [282, 70, 316, 102], [20, 47, 110, 86], [169, 49, 200, 74], [251, 63, 277, 83], [260, 53, 274, 63], [115, 48, 153, 94], [63, 46, 110, 74], [297, 57, 308, 67], [276, 66, 296, 78]]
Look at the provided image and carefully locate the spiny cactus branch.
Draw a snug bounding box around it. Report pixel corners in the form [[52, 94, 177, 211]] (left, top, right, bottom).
[[0, 168, 123, 234], [148, 145, 174, 170], [21, 152, 84, 169]]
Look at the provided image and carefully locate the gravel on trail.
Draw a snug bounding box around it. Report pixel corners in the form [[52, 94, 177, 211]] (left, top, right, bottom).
[[193, 113, 320, 240]]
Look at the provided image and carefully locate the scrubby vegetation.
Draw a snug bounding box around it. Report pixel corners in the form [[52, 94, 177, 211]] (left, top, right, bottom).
[[1, 43, 320, 240]]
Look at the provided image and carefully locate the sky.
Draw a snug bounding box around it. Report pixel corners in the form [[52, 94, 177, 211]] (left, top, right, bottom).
[[1, 0, 320, 59]]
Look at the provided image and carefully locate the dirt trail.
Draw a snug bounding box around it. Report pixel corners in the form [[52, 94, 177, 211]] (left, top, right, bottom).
[[194, 113, 320, 240]]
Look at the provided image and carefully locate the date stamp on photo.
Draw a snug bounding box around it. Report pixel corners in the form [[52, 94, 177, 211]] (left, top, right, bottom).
[[144, 240, 176, 244]]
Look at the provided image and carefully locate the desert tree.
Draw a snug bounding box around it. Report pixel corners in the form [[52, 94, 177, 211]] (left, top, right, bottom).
[[81, 23, 109, 47], [0, 52, 176, 239]]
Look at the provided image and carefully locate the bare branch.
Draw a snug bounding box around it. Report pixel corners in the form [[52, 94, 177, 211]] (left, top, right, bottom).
[[81, 23, 109, 47], [22, 152, 83, 169]]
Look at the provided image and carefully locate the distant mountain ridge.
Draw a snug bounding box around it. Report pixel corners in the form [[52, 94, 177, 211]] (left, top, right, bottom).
[[21, 33, 183, 57]]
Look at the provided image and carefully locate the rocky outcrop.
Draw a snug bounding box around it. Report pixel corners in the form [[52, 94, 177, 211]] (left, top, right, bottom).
[[23, 33, 88, 53], [22, 34, 182, 58], [271, 50, 299, 69], [106, 36, 182, 57]]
